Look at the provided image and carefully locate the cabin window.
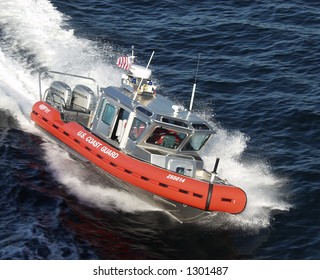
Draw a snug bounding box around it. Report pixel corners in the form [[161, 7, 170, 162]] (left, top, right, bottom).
[[146, 126, 186, 149], [129, 118, 147, 141], [182, 134, 210, 151], [161, 117, 188, 128], [102, 103, 116, 125], [191, 123, 210, 130], [136, 106, 153, 117]]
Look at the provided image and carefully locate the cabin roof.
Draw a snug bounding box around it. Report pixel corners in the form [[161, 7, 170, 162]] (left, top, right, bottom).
[[101, 86, 212, 129]]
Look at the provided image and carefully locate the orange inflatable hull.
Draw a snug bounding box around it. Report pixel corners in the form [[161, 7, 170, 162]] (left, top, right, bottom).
[[31, 101, 247, 214]]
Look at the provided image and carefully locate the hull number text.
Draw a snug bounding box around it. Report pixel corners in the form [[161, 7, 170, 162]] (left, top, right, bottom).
[[166, 174, 185, 183]]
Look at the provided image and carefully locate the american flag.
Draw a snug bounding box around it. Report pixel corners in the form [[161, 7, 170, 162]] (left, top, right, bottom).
[[116, 56, 132, 70]]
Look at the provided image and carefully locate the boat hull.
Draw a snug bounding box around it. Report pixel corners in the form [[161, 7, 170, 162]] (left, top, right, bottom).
[[31, 101, 247, 215]]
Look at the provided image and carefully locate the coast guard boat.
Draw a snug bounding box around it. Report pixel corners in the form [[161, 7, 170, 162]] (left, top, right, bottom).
[[31, 50, 247, 222]]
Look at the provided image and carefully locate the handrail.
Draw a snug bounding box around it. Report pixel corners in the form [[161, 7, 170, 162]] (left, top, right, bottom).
[[38, 69, 100, 101]]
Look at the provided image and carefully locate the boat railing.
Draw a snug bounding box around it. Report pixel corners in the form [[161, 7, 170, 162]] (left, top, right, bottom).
[[38, 69, 100, 101]]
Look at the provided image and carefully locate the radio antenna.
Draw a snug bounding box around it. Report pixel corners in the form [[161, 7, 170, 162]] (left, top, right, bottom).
[[131, 45, 135, 63], [189, 53, 201, 111]]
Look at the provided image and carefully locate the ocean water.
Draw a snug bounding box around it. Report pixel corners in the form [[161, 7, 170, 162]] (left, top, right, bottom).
[[0, 0, 319, 260]]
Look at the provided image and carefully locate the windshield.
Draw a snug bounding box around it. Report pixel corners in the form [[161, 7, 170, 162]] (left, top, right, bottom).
[[146, 127, 186, 149], [182, 134, 210, 151]]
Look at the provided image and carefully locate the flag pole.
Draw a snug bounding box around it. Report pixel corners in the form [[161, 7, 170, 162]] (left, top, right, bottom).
[[189, 53, 201, 111]]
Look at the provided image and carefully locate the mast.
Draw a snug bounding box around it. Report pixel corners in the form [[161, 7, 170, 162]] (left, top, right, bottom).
[[189, 53, 201, 111]]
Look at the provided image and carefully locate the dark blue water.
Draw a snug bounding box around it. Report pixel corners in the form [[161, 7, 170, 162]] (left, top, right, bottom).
[[0, 0, 319, 259]]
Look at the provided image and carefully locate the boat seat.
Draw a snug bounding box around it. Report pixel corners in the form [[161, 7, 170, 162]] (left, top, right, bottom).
[[161, 135, 176, 149], [70, 84, 96, 113]]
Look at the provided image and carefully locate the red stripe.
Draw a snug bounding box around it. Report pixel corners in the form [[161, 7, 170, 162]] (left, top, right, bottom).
[[117, 56, 130, 70]]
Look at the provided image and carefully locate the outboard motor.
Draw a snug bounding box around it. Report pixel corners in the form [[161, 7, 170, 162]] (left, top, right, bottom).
[[71, 85, 95, 113], [45, 81, 72, 109]]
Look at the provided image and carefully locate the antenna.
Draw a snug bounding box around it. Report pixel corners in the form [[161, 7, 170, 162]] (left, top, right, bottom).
[[137, 50, 155, 90], [131, 45, 135, 64], [189, 53, 201, 111], [146, 50, 155, 69]]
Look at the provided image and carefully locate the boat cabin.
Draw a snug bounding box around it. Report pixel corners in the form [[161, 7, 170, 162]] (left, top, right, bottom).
[[43, 64, 216, 179]]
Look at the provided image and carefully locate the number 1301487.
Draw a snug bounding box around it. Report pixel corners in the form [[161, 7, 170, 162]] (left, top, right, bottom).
[[186, 266, 228, 276]]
